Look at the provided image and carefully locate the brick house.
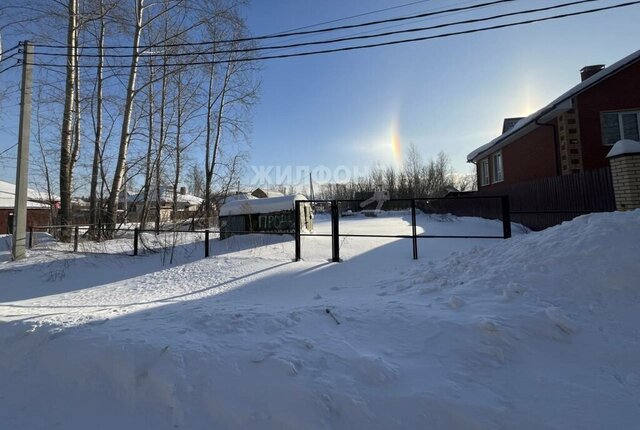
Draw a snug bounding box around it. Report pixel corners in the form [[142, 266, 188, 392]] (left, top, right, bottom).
[[467, 48, 640, 189], [0, 180, 53, 234]]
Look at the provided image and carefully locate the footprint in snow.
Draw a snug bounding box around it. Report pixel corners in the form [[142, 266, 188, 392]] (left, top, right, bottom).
[[545, 307, 575, 334], [448, 296, 465, 309], [502, 282, 527, 302], [479, 318, 500, 333]]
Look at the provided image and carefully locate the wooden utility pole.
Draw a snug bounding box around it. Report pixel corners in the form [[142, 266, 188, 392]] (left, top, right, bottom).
[[12, 41, 34, 260]]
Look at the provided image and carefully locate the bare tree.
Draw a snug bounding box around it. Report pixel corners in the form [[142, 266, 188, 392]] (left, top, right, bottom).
[[58, 0, 79, 240]]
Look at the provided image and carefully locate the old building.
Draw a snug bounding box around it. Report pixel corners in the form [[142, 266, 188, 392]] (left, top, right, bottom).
[[218, 194, 313, 239], [0, 180, 53, 234]]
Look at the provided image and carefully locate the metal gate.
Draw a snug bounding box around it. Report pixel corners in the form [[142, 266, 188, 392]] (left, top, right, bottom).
[[294, 196, 511, 262]]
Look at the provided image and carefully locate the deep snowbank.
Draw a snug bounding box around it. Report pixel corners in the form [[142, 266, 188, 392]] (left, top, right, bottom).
[[1, 211, 639, 429]]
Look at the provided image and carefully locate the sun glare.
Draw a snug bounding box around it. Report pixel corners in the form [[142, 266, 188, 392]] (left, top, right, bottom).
[[390, 123, 402, 167]]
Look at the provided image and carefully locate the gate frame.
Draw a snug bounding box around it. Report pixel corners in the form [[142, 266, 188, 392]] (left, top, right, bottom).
[[295, 196, 510, 262]]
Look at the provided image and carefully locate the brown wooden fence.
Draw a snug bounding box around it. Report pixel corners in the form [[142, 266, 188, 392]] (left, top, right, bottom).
[[459, 167, 616, 230]]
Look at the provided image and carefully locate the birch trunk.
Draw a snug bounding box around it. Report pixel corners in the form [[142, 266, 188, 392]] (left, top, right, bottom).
[[59, 0, 78, 241], [106, 0, 144, 230]]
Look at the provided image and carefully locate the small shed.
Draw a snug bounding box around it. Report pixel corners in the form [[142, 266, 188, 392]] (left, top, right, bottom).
[[218, 194, 312, 239], [0, 180, 53, 234]]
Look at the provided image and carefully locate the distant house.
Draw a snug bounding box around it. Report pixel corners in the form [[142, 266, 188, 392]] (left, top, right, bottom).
[[218, 192, 257, 205], [122, 186, 203, 222], [0, 180, 54, 234], [251, 188, 285, 199], [468, 48, 640, 188], [218, 194, 312, 239]]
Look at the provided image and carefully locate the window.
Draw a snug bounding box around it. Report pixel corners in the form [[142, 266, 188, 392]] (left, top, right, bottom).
[[492, 152, 504, 183], [601, 111, 640, 145], [479, 159, 490, 186]]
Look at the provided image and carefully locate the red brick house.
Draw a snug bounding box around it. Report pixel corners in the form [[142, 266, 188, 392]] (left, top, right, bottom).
[[468, 48, 640, 188], [0, 180, 54, 234]]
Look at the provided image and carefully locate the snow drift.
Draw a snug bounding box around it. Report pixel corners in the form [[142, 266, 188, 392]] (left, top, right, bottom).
[[1, 211, 639, 429]]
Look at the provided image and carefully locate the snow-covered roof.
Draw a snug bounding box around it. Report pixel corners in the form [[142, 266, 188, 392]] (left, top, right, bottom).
[[220, 193, 257, 204], [262, 190, 285, 198], [468, 48, 640, 162], [0, 180, 52, 209], [220, 194, 307, 216], [607, 139, 640, 158], [121, 189, 203, 207], [167, 192, 203, 206], [251, 188, 285, 199]]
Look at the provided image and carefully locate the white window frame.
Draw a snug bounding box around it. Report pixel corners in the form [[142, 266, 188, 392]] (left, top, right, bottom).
[[492, 151, 504, 183], [479, 158, 490, 186], [601, 110, 640, 145]]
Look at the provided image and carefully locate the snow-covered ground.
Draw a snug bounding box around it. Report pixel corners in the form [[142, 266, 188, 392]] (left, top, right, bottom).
[[1, 211, 639, 429]]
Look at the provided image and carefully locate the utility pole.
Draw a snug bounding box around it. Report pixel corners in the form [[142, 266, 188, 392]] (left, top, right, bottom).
[[12, 41, 34, 260]]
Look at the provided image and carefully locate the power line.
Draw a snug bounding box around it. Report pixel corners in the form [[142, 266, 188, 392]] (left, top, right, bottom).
[[32, 0, 608, 59], [0, 144, 18, 158], [0, 62, 21, 76], [0, 50, 21, 65], [33, 0, 518, 50], [25, 1, 640, 68], [0, 44, 21, 58], [266, 0, 436, 36]]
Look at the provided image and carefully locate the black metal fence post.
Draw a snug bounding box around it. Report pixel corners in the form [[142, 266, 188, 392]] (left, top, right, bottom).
[[73, 226, 79, 252], [133, 228, 139, 256], [294, 200, 301, 261], [502, 195, 512, 239], [331, 200, 340, 263], [411, 199, 418, 260], [28, 226, 33, 249], [204, 229, 210, 258]]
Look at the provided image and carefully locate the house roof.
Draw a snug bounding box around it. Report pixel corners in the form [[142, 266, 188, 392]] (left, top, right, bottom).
[[0, 180, 52, 209], [219, 193, 257, 205], [220, 194, 307, 217], [121, 188, 203, 207], [467, 48, 640, 162], [252, 188, 285, 198]]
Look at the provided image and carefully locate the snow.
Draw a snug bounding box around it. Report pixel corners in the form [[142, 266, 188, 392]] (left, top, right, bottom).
[[220, 192, 257, 204], [1, 210, 639, 429], [120, 187, 203, 207], [220, 194, 307, 216], [0, 180, 52, 209], [607, 139, 640, 158], [468, 47, 640, 161]]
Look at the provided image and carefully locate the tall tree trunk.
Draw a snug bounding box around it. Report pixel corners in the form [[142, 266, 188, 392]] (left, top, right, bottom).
[[139, 63, 155, 230], [204, 61, 231, 225], [106, 0, 144, 230], [59, 0, 78, 241], [89, 1, 105, 234], [155, 58, 168, 230], [172, 72, 183, 222]]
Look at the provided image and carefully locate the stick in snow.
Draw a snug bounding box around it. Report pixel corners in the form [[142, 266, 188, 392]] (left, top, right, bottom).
[[325, 308, 340, 325]]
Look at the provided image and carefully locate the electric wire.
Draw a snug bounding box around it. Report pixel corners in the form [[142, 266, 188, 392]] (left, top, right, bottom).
[[32, 0, 518, 50], [30, 0, 610, 59], [23, 1, 640, 68], [0, 50, 21, 65]]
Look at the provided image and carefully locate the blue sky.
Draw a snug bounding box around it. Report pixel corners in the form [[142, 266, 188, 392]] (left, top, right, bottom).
[[1, 0, 640, 188], [241, 0, 640, 182]]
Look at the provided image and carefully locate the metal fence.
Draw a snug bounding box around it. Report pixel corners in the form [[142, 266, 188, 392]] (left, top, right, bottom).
[[295, 196, 511, 262], [27, 223, 296, 259], [27, 195, 511, 262], [473, 167, 615, 230]]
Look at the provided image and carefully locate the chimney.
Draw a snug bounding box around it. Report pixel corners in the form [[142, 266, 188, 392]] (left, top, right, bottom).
[[180, 186, 187, 195], [580, 64, 604, 82]]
